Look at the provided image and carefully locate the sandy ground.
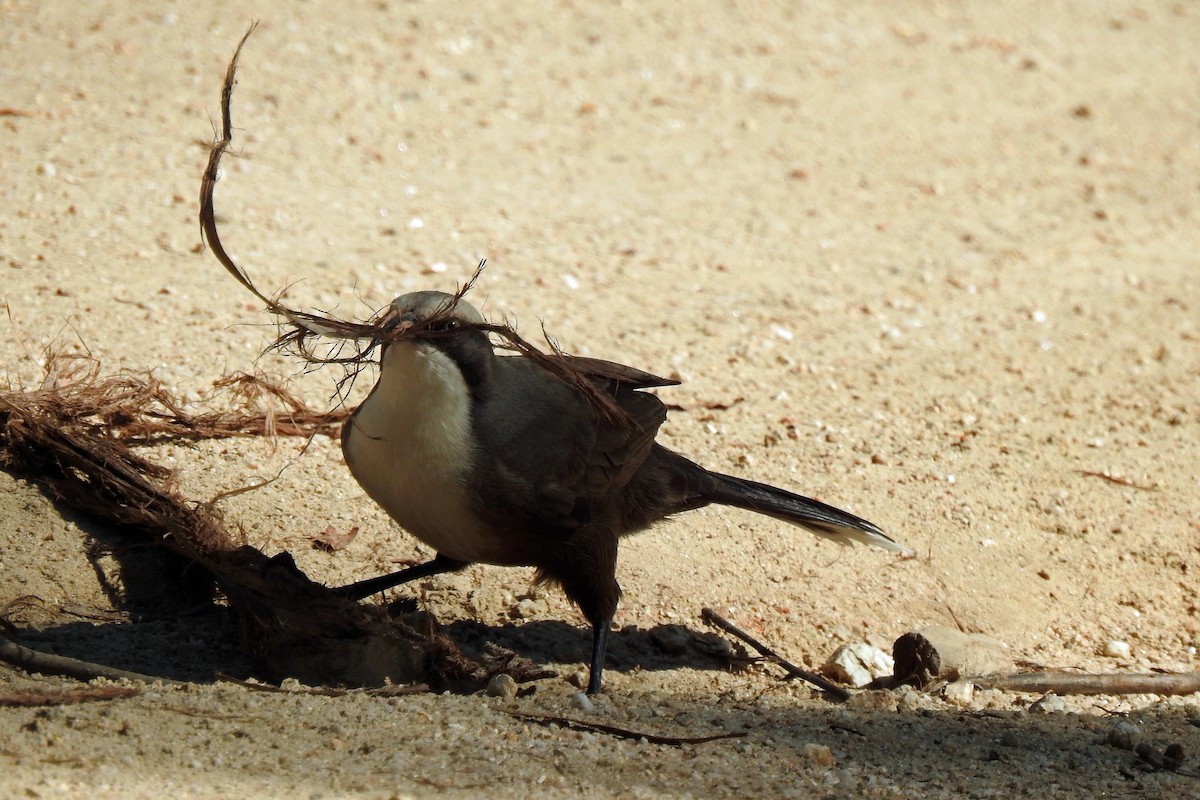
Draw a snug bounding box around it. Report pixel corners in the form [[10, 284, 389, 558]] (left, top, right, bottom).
[[3, 1, 1199, 797]]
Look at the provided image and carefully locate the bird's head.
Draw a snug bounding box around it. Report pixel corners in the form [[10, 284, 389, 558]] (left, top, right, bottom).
[[379, 291, 486, 335], [377, 291, 495, 391]]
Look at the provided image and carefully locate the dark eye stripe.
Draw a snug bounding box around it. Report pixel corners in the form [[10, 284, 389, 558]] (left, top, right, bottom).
[[426, 318, 460, 333]]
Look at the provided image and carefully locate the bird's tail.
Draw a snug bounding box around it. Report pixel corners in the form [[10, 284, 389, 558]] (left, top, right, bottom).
[[705, 471, 912, 554]]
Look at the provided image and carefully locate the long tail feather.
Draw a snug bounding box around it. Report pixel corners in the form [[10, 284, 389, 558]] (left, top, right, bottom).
[[707, 472, 911, 554]]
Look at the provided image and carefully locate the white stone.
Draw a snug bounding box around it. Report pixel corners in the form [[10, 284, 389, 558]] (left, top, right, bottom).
[[822, 643, 895, 688], [1102, 639, 1131, 659], [485, 674, 517, 699], [941, 680, 975, 707], [1029, 692, 1067, 714]]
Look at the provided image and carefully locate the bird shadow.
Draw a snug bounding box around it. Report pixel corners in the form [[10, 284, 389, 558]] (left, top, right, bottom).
[[7, 496, 735, 686], [10, 611, 252, 684], [443, 616, 742, 681], [8, 608, 735, 688], [2, 498, 250, 683]]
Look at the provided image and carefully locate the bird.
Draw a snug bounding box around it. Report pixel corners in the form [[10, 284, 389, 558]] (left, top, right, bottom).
[[337, 290, 909, 694]]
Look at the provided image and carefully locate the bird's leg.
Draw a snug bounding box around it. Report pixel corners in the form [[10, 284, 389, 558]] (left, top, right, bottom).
[[586, 617, 612, 695], [334, 553, 467, 601], [542, 529, 620, 694]]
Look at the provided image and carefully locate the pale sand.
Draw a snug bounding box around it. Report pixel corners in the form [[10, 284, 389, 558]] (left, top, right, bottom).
[[2, 2, 1198, 797]]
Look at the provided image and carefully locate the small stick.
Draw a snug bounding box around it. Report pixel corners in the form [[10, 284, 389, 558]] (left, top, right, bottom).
[[973, 670, 1200, 696], [1078, 470, 1157, 491], [503, 710, 745, 747], [0, 685, 141, 708], [701, 608, 851, 701], [0, 634, 183, 686]]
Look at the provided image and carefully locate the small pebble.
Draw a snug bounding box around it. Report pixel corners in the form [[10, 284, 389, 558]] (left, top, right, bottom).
[[568, 692, 594, 712], [1029, 692, 1067, 714], [1107, 719, 1140, 750], [485, 674, 517, 700], [895, 685, 934, 713], [625, 705, 653, 721], [1102, 640, 1131, 659], [941, 680, 975, 707], [802, 743, 836, 766]]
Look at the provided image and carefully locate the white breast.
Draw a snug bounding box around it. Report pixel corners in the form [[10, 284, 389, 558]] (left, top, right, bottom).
[[342, 342, 490, 562]]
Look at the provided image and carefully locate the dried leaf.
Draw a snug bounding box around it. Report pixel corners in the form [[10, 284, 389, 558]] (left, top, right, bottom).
[[311, 525, 359, 552]]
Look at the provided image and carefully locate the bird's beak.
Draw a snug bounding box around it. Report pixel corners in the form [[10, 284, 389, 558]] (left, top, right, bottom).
[[377, 307, 416, 338]]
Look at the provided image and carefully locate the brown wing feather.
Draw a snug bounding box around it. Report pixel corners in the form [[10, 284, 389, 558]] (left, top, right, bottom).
[[471, 356, 671, 537], [556, 355, 680, 390]]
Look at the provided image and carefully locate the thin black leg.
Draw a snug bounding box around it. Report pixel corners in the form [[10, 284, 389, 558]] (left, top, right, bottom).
[[586, 617, 611, 695], [334, 553, 466, 601]]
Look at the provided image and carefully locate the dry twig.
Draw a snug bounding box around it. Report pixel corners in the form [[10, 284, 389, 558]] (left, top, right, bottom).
[[198, 24, 644, 426], [973, 670, 1200, 696], [503, 710, 745, 747], [700, 608, 851, 700], [0, 685, 142, 708], [1078, 470, 1157, 492], [0, 632, 183, 686]]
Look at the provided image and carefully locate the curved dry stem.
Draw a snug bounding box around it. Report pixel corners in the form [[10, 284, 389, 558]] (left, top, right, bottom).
[[199, 26, 636, 427]]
